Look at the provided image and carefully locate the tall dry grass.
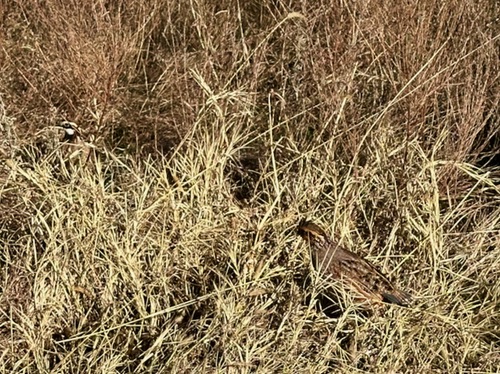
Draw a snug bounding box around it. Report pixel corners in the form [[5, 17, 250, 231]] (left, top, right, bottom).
[[1, 0, 499, 372]]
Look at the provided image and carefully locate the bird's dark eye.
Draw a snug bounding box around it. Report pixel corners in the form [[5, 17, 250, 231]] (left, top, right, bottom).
[[60, 121, 76, 130]]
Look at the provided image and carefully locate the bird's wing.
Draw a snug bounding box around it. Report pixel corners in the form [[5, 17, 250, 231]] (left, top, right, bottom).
[[338, 254, 411, 306]]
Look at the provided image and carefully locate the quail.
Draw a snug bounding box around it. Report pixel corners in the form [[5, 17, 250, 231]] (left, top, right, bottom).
[[56, 121, 93, 164], [298, 221, 411, 307]]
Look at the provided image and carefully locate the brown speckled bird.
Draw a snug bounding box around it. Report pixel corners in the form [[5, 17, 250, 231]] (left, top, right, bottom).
[[298, 221, 411, 307], [56, 121, 94, 165]]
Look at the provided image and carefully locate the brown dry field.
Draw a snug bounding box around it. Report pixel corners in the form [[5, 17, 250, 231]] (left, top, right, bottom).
[[0, 1, 499, 373]]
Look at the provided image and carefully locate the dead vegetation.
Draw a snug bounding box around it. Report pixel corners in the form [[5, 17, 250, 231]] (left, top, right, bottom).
[[1, 0, 499, 372]]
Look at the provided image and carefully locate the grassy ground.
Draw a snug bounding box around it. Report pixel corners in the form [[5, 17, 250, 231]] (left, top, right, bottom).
[[1, 0, 499, 372]]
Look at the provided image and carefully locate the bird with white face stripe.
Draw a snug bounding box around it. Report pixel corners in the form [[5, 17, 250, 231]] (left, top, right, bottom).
[[56, 121, 94, 165]]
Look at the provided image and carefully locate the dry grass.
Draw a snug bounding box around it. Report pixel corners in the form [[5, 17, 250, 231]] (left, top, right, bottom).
[[1, 0, 499, 372]]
